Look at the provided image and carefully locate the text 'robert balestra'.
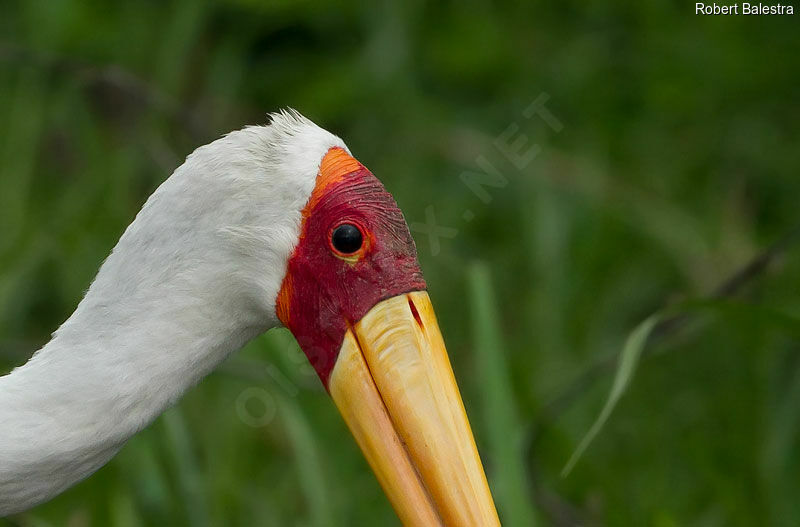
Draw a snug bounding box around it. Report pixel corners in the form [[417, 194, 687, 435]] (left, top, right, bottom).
[[696, 3, 795, 14]]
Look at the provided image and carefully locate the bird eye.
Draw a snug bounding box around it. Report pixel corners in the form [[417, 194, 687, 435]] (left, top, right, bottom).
[[331, 223, 363, 255]]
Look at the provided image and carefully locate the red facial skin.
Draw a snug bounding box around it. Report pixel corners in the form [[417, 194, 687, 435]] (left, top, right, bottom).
[[276, 148, 426, 387]]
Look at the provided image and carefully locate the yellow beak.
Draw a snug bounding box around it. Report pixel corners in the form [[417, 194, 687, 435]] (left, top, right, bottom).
[[328, 291, 501, 526]]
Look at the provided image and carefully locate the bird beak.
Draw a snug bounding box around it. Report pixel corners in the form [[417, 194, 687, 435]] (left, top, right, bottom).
[[328, 291, 501, 526]]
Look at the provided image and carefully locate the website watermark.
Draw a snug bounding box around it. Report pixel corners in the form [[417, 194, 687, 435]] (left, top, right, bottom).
[[410, 92, 564, 256]]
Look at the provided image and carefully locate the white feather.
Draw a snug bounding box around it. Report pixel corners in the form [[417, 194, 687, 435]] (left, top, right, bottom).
[[0, 110, 347, 515]]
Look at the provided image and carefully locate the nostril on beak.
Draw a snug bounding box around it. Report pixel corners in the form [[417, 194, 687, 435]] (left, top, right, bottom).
[[407, 296, 424, 328]]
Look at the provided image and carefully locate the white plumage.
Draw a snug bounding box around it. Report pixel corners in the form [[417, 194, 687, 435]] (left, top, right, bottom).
[[0, 111, 347, 515]]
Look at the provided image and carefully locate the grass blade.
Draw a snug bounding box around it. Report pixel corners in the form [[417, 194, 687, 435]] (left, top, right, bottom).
[[467, 262, 539, 526], [162, 409, 208, 527], [561, 313, 661, 478], [280, 398, 335, 527]]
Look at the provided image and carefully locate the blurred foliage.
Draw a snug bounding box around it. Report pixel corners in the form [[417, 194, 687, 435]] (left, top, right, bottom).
[[1, 1, 799, 525]]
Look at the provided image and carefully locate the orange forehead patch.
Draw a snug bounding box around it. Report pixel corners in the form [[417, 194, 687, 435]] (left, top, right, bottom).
[[304, 147, 363, 213]]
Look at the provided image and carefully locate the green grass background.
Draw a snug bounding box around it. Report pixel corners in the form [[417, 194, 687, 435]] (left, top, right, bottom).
[[1, 1, 799, 525]]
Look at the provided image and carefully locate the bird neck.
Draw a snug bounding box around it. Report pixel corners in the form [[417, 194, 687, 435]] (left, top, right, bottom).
[[0, 266, 269, 515]]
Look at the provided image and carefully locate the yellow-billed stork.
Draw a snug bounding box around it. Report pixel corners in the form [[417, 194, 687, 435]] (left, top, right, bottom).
[[0, 111, 501, 526]]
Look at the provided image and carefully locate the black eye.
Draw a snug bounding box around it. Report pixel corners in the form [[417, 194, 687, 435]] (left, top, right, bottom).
[[331, 224, 363, 254]]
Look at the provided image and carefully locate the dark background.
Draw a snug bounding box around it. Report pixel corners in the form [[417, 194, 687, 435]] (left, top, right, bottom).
[[1, 1, 799, 525]]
